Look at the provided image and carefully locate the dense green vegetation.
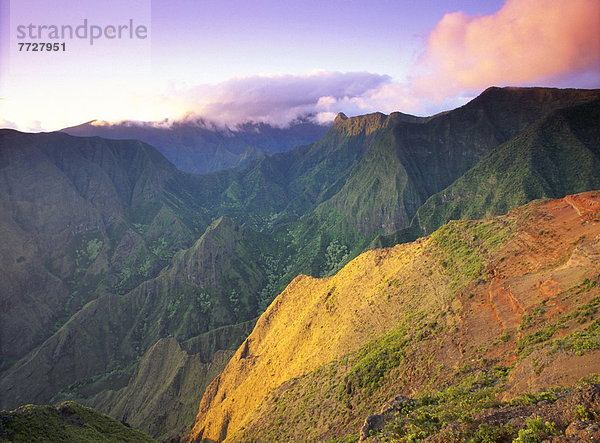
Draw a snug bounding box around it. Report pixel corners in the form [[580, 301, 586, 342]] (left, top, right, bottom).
[[385, 370, 508, 441], [344, 323, 412, 395]]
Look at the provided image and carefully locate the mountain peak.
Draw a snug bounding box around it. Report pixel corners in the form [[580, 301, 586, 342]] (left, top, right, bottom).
[[330, 111, 389, 136], [334, 112, 348, 125]]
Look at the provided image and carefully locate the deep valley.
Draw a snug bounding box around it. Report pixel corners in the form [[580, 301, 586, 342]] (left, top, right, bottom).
[[1, 86, 600, 442]]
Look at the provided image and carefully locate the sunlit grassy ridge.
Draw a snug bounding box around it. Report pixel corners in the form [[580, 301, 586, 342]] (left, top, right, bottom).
[[192, 193, 600, 442], [191, 214, 517, 441]]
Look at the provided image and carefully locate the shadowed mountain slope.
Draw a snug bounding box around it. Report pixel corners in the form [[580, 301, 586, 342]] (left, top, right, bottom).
[[0, 130, 190, 365], [0, 217, 263, 407], [62, 118, 330, 174]]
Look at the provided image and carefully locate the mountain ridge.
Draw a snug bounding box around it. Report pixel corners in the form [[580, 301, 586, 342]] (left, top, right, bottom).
[[189, 191, 600, 442], [372, 97, 600, 247], [61, 118, 329, 174]]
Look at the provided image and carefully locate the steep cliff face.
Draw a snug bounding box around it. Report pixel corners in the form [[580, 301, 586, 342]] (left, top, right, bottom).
[[189, 191, 600, 442], [318, 89, 600, 236], [290, 88, 600, 278]]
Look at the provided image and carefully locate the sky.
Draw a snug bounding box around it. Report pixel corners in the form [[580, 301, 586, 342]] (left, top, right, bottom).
[[0, 0, 599, 132]]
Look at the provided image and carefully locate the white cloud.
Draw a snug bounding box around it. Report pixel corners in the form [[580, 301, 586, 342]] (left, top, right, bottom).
[[156, 71, 395, 126]]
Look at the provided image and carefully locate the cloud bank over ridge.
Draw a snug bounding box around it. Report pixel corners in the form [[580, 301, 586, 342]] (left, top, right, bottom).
[[162, 0, 600, 127], [166, 71, 393, 127]]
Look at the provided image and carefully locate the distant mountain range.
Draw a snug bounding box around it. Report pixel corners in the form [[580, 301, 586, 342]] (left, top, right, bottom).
[[62, 117, 329, 174], [1, 86, 599, 440]]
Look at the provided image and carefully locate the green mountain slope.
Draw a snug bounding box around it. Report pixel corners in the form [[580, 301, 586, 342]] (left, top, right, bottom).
[[0, 130, 194, 365], [165, 110, 404, 226], [287, 87, 600, 277], [0, 217, 265, 408], [410, 98, 600, 239], [0, 401, 154, 442]]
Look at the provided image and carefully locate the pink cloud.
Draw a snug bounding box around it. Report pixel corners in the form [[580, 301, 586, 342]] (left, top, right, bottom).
[[415, 0, 600, 98]]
